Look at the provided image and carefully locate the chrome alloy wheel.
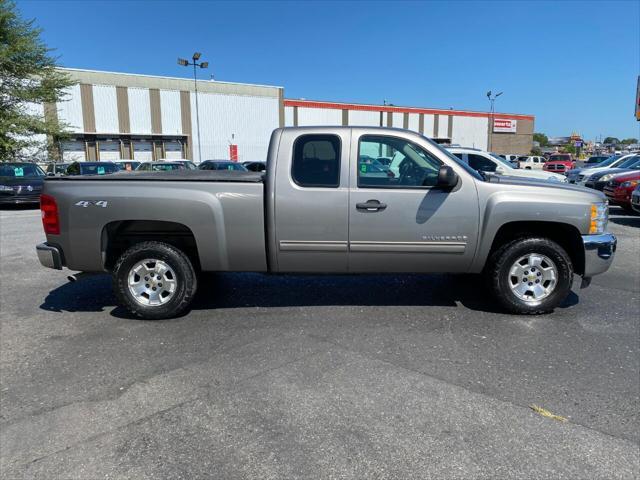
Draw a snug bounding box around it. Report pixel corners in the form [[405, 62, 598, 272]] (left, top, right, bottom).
[[508, 253, 558, 303], [127, 259, 177, 306]]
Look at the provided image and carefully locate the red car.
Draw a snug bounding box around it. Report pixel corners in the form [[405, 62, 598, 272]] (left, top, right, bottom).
[[543, 154, 576, 174], [603, 171, 640, 211]]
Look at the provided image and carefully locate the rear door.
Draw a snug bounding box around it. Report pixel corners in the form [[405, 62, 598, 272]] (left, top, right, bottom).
[[273, 130, 351, 272], [348, 131, 479, 273]]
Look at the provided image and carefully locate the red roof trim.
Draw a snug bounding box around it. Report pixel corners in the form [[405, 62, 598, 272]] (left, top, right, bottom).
[[284, 99, 534, 121]]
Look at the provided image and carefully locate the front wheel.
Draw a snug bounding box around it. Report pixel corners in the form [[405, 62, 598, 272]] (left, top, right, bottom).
[[113, 241, 198, 319], [486, 237, 573, 314]]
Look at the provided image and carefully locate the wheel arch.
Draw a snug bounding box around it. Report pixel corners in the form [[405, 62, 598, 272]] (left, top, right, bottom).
[[483, 221, 584, 275], [102, 220, 200, 271]]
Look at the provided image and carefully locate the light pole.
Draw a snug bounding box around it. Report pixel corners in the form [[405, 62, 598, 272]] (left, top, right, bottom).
[[178, 53, 209, 163], [486, 90, 503, 151]]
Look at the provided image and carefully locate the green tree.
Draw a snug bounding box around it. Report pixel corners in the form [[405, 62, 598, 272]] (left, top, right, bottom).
[[530, 146, 542, 156], [0, 0, 73, 160], [620, 138, 638, 145], [602, 137, 620, 144], [533, 132, 548, 147], [563, 144, 576, 155]]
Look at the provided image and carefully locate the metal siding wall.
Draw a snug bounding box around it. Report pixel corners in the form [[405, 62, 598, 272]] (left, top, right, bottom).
[[191, 93, 279, 162], [407, 114, 420, 133], [451, 116, 488, 150], [392, 112, 404, 128], [285, 106, 294, 126], [92, 85, 119, 133], [296, 107, 341, 126], [128, 87, 152, 134], [438, 115, 449, 138], [348, 110, 380, 126], [56, 84, 84, 132], [160, 90, 182, 135], [423, 114, 435, 137]]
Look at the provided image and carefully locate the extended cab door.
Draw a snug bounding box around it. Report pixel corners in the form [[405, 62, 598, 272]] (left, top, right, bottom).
[[273, 129, 351, 272], [348, 130, 479, 273]]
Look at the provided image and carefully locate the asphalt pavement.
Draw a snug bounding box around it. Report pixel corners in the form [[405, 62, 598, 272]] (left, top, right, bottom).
[[1, 205, 638, 479]]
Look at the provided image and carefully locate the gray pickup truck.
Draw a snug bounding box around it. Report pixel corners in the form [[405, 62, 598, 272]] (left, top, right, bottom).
[[37, 127, 616, 319]]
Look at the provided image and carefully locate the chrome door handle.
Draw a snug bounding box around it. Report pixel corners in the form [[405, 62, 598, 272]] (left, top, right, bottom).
[[356, 200, 387, 211]]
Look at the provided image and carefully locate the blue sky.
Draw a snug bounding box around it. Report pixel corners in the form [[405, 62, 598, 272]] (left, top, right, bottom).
[[17, 0, 640, 140]]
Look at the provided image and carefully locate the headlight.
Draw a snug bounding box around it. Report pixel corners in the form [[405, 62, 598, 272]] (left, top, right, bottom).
[[599, 174, 615, 182], [0, 185, 13, 192], [589, 202, 608, 234], [621, 180, 639, 188]]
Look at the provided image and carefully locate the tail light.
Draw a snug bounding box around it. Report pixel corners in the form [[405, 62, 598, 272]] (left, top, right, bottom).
[[40, 194, 60, 235]]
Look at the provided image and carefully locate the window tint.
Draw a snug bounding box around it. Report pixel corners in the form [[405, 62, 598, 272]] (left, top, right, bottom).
[[467, 154, 497, 172], [292, 134, 340, 188], [452, 152, 464, 160], [358, 135, 441, 188]]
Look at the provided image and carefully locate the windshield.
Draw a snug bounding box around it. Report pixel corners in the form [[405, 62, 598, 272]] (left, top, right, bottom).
[[216, 163, 247, 171], [0, 163, 45, 178], [489, 153, 515, 169], [592, 155, 620, 168], [151, 163, 183, 171], [80, 163, 119, 174], [617, 156, 640, 169]]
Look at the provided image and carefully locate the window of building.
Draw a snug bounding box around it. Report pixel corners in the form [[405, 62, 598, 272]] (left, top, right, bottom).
[[358, 135, 442, 188], [291, 134, 341, 188]]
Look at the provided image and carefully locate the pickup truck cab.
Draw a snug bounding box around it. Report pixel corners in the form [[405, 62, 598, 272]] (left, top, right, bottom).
[[36, 127, 616, 319], [518, 156, 546, 170]]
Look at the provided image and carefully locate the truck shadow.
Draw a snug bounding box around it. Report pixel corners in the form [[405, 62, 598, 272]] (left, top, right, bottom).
[[39, 272, 579, 318], [608, 207, 639, 228]]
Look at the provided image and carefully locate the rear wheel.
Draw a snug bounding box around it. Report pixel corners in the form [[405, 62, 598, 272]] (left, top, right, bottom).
[[113, 241, 197, 319], [487, 237, 573, 314]]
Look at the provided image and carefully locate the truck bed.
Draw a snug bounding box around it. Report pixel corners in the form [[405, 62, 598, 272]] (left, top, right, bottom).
[[46, 170, 264, 182]]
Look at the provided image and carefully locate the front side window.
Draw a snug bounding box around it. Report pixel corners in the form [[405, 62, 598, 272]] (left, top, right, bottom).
[[292, 134, 341, 188], [358, 135, 441, 188]]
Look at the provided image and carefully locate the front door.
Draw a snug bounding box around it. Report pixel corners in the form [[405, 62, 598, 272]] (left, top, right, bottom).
[[274, 130, 351, 272], [348, 131, 479, 273]]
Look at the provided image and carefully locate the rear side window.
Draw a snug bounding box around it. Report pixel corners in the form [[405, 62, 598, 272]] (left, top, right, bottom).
[[467, 154, 497, 172], [292, 134, 341, 188]]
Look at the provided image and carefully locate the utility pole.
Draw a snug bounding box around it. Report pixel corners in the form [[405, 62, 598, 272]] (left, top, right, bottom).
[[486, 90, 503, 151], [178, 53, 209, 163]]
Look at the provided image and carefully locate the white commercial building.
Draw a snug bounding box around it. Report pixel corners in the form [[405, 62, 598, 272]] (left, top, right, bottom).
[[43, 68, 534, 161]]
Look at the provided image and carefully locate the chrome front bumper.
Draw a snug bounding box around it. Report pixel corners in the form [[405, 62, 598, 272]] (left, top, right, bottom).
[[36, 243, 63, 270], [582, 233, 616, 278]]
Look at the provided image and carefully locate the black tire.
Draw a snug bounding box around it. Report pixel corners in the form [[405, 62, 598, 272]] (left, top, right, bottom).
[[486, 237, 573, 314], [112, 241, 197, 320]]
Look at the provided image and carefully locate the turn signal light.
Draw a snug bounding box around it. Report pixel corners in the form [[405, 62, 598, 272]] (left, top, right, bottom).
[[40, 194, 60, 235]]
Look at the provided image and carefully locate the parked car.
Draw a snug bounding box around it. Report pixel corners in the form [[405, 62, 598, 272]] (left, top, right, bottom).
[[543, 154, 576, 174], [136, 161, 191, 172], [518, 156, 547, 170], [584, 157, 640, 191], [447, 148, 566, 182], [65, 161, 119, 176], [45, 162, 70, 176], [36, 126, 616, 319], [0, 162, 45, 205], [199, 160, 248, 171], [496, 154, 519, 168], [112, 160, 141, 172], [631, 185, 640, 214], [573, 154, 639, 186], [242, 161, 267, 172], [603, 171, 640, 211]]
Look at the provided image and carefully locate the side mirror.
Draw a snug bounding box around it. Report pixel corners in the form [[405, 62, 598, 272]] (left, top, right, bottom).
[[46, 172, 55, 177], [437, 165, 458, 188]]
